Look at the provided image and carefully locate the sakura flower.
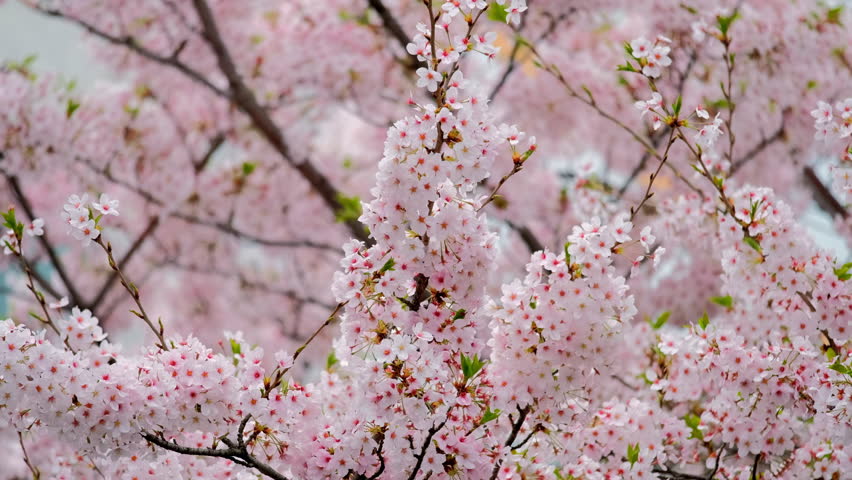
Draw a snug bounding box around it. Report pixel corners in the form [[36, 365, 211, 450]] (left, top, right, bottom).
[[836, 98, 852, 119], [2, 229, 17, 255], [437, 46, 460, 65], [474, 31, 498, 56], [630, 37, 653, 58], [63, 193, 89, 212], [406, 35, 430, 60], [71, 219, 100, 246], [609, 213, 633, 243], [635, 92, 662, 118], [274, 351, 294, 369], [694, 113, 724, 149], [442, 0, 462, 17], [49, 296, 69, 310], [650, 45, 672, 69], [811, 101, 833, 124], [651, 246, 666, 268], [416, 67, 441, 92], [695, 105, 709, 119], [413, 323, 433, 342], [92, 194, 119, 217], [505, 0, 528, 26], [638, 226, 655, 250], [25, 218, 44, 236]]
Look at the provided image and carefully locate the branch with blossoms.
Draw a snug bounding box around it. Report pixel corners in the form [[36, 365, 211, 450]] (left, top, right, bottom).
[[60, 192, 169, 349], [1, 207, 74, 351]]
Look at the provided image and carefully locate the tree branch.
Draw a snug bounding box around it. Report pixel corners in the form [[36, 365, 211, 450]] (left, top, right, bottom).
[[366, 0, 425, 70], [30, 6, 229, 98], [406, 420, 447, 480], [190, 0, 371, 244], [87, 216, 160, 312], [804, 166, 847, 218], [488, 405, 531, 480]]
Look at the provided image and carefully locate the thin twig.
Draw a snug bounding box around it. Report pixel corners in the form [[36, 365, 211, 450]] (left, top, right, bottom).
[[406, 420, 447, 480], [95, 236, 168, 350], [488, 405, 531, 480], [88, 216, 160, 312]]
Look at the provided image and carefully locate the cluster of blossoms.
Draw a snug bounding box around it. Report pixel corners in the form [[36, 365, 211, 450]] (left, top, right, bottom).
[[60, 193, 119, 246], [628, 36, 672, 78]]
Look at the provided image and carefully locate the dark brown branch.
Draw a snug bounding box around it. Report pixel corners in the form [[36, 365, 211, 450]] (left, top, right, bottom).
[[366, 0, 424, 70], [31, 7, 228, 98], [506, 220, 545, 253], [488, 405, 531, 480], [194, 132, 227, 173], [728, 121, 786, 175], [191, 0, 371, 244], [143, 419, 291, 480], [401, 273, 430, 311], [804, 166, 847, 218], [406, 420, 447, 480], [18, 432, 41, 480]]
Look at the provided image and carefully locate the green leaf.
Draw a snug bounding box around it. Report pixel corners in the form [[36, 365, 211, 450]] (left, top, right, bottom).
[[711, 295, 733, 308], [326, 351, 339, 371], [626, 443, 640, 467], [623, 41, 634, 57], [379, 257, 396, 273], [717, 11, 740, 36], [834, 262, 852, 281], [616, 63, 637, 73], [481, 407, 501, 425], [684, 413, 704, 440], [828, 361, 852, 376], [229, 338, 242, 356], [453, 309, 467, 321], [826, 347, 837, 361], [743, 236, 762, 254], [66, 98, 81, 118], [650, 311, 670, 330], [460, 353, 485, 380], [806, 79, 818, 90], [672, 95, 682, 116], [334, 193, 362, 223], [342, 156, 354, 169], [698, 311, 710, 330], [827, 6, 844, 25], [486, 2, 509, 23], [241, 162, 257, 176], [1, 208, 23, 238]]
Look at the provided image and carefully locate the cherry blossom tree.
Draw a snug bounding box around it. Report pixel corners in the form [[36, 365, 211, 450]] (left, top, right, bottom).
[[0, 0, 850, 479]]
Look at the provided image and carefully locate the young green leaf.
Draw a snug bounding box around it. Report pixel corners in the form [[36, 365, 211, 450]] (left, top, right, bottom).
[[626, 443, 640, 467], [460, 353, 485, 380], [743, 236, 762, 254], [697, 311, 710, 330], [650, 311, 670, 330], [711, 295, 733, 308], [379, 257, 396, 274]]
